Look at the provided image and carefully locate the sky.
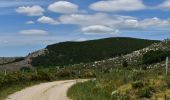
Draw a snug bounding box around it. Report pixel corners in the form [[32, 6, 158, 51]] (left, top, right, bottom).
[[0, 0, 170, 57]]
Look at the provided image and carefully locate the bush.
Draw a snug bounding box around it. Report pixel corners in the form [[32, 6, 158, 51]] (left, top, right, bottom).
[[132, 71, 145, 81], [38, 71, 53, 81], [138, 87, 152, 98], [132, 81, 144, 89], [82, 70, 96, 78], [57, 69, 72, 78]]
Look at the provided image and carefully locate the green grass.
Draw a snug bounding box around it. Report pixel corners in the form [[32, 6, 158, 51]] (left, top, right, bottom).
[[68, 67, 170, 100], [0, 81, 42, 100]]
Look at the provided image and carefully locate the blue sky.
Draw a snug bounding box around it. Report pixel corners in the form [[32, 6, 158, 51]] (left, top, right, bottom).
[[0, 0, 170, 57]]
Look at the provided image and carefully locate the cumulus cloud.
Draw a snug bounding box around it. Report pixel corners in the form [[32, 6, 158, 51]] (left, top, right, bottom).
[[26, 20, 34, 24], [37, 16, 59, 25], [19, 29, 48, 35], [48, 1, 78, 14], [16, 5, 44, 16], [89, 0, 146, 12], [82, 25, 117, 34]]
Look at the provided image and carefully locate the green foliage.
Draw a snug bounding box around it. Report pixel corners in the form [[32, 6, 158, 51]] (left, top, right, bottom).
[[81, 70, 96, 78], [143, 50, 170, 65], [56, 69, 73, 78], [138, 87, 152, 98], [31, 37, 159, 67], [68, 68, 170, 100]]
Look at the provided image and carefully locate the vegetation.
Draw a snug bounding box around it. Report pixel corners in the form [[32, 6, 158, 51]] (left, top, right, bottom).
[[0, 67, 95, 100], [31, 37, 159, 67], [143, 50, 170, 65], [68, 67, 170, 100]]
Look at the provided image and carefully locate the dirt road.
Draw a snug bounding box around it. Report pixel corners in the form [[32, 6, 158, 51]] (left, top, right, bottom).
[[6, 80, 85, 100]]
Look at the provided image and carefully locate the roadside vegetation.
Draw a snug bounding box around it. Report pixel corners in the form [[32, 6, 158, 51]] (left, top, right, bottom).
[[68, 67, 170, 100], [0, 66, 96, 100]]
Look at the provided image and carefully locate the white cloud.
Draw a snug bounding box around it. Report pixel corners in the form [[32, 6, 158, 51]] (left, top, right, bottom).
[[90, 0, 146, 12], [58, 12, 170, 34], [140, 17, 170, 28], [19, 29, 48, 35], [82, 25, 117, 34], [48, 1, 78, 14], [59, 13, 118, 26], [16, 5, 44, 16], [59, 13, 138, 29], [37, 16, 59, 25], [158, 0, 170, 9], [26, 20, 34, 24]]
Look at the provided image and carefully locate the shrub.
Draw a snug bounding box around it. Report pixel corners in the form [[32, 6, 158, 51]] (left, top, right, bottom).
[[138, 87, 152, 98], [132, 71, 145, 81], [82, 70, 96, 78], [38, 71, 53, 81], [131, 81, 144, 89], [56, 69, 72, 78]]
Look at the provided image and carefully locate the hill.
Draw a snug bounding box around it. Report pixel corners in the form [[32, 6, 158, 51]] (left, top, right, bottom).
[[31, 37, 159, 67], [66, 40, 170, 100], [0, 57, 23, 65]]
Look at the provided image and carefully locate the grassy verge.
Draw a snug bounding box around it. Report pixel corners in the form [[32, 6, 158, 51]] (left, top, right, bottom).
[[68, 67, 170, 100], [0, 81, 43, 100]]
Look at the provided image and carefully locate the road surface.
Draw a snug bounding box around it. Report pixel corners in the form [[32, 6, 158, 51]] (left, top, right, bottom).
[[6, 80, 86, 100]]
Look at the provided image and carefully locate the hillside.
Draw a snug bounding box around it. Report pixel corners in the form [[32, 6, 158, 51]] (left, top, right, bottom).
[[31, 37, 159, 67], [67, 40, 170, 100], [67, 39, 170, 72], [0, 57, 23, 65]]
